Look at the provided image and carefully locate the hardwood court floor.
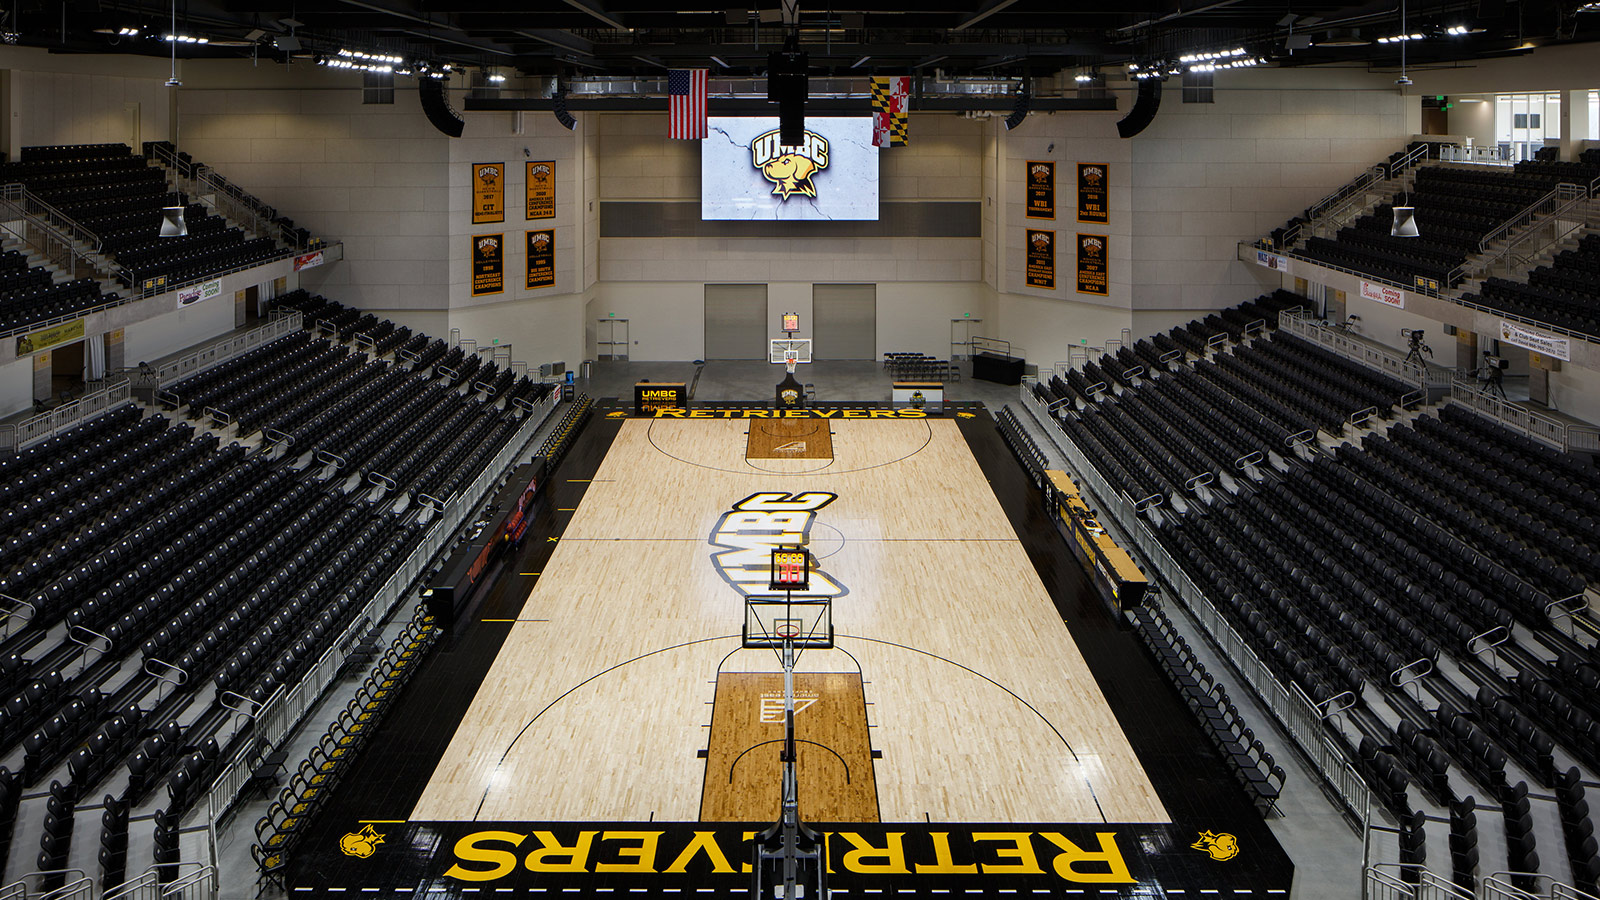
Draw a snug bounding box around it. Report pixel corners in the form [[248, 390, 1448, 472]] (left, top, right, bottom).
[[411, 418, 1166, 825], [700, 672, 877, 823]]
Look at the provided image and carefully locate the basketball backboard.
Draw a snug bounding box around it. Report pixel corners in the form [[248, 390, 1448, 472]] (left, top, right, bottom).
[[769, 338, 812, 365], [743, 596, 833, 649]]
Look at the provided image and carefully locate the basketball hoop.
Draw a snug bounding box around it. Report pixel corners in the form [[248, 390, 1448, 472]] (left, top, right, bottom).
[[773, 620, 802, 640], [784, 350, 799, 375]]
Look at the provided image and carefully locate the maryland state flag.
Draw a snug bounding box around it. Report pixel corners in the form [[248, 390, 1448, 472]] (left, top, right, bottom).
[[871, 76, 909, 147]]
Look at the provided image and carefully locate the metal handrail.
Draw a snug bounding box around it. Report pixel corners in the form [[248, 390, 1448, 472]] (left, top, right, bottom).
[[1474, 189, 1594, 282], [1277, 309, 1448, 390], [1478, 183, 1586, 254], [0, 182, 104, 251], [0, 378, 132, 454], [1449, 372, 1599, 454], [1287, 145, 1431, 248], [151, 311, 303, 390], [147, 143, 314, 253]]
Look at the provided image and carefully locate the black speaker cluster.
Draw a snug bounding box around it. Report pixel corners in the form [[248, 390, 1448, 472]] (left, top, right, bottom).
[[419, 76, 465, 138], [1117, 78, 1162, 138], [768, 46, 808, 144], [1004, 84, 1030, 131]]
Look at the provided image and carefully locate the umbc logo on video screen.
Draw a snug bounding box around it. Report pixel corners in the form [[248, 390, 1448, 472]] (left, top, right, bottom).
[[749, 128, 830, 201]]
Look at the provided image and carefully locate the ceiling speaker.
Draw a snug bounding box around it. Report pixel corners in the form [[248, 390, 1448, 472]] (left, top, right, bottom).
[[419, 76, 465, 138], [1004, 85, 1030, 131], [553, 88, 576, 130], [768, 49, 808, 145], [1116, 78, 1162, 138], [1391, 206, 1419, 237], [159, 207, 187, 237]]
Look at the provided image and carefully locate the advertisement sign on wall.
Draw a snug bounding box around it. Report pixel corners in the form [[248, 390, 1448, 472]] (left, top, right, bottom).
[[1498, 320, 1571, 361], [1359, 280, 1405, 309]]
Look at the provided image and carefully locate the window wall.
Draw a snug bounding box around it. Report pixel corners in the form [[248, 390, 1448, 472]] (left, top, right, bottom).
[[1494, 92, 1561, 160]]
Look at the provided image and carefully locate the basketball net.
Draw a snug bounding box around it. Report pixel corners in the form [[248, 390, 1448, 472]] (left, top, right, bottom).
[[784, 351, 798, 375]]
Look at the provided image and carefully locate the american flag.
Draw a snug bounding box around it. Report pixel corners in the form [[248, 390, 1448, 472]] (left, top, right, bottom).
[[668, 69, 708, 139]]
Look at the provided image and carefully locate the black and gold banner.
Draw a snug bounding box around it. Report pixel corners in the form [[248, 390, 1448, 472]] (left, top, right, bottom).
[[473, 162, 505, 224], [1026, 161, 1055, 219], [526, 161, 556, 220], [1025, 229, 1055, 290], [526, 229, 555, 290], [1077, 163, 1109, 225], [290, 820, 1292, 894], [1076, 233, 1109, 296], [472, 233, 504, 296]]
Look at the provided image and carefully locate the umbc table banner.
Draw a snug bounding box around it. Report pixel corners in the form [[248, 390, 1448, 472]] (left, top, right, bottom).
[[291, 820, 1292, 895]]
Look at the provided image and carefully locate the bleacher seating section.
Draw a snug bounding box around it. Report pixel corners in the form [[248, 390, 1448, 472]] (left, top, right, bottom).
[[0, 246, 112, 335], [1290, 148, 1600, 291], [0, 144, 285, 292], [1030, 289, 1600, 894], [1463, 232, 1600, 339], [0, 294, 560, 890]]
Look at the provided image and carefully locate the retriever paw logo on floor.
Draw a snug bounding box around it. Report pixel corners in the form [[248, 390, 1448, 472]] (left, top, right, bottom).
[[340, 824, 385, 858], [1192, 830, 1239, 861]]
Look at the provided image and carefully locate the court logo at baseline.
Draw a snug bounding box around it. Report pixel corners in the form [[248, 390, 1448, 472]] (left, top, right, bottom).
[[709, 492, 848, 600]]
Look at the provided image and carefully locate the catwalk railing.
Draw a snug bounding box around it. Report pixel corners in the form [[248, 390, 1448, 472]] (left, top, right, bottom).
[[1019, 386, 1373, 830], [1449, 372, 1600, 454], [1277, 308, 1446, 395], [199, 385, 561, 832], [0, 377, 132, 454], [148, 312, 303, 403]]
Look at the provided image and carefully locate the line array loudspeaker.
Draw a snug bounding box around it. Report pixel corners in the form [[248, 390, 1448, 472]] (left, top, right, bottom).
[[1004, 87, 1030, 131], [419, 76, 465, 138], [1116, 78, 1162, 139], [769, 49, 808, 145]]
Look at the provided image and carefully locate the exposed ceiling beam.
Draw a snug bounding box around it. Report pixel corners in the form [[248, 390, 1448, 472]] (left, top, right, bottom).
[[513, 28, 594, 56], [561, 0, 628, 31], [954, 0, 1020, 30]]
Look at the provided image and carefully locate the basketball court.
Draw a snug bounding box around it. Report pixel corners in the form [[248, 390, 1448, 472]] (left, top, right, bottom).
[[412, 416, 1165, 825], [289, 381, 1294, 896]]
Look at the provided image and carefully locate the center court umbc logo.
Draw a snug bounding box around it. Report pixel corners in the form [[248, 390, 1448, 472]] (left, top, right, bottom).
[[709, 492, 847, 599]]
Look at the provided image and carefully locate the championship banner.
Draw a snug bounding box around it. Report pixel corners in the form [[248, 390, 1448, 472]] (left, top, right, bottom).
[[1076, 233, 1109, 296], [526, 229, 555, 290], [472, 234, 505, 296], [1026, 161, 1055, 219], [1499, 319, 1571, 362], [526, 161, 555, 220], [472, 162, 506, 224], [1025, 229, 1055, 289], [14, 318, 84, 356], [1077, 163, 1109, 225], [870, 76, 909, 147]]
